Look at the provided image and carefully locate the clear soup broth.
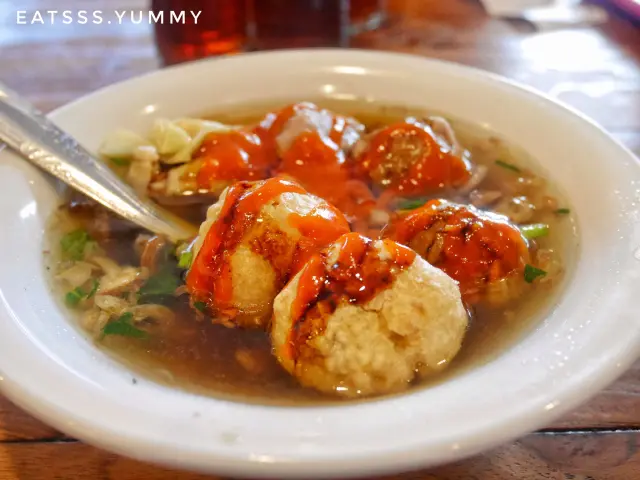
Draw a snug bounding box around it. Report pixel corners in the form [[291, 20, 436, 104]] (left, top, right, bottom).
[[46, 100, 578, 405]]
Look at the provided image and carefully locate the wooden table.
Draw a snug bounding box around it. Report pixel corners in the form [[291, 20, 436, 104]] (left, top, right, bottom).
[[1, 0, 639, 478]]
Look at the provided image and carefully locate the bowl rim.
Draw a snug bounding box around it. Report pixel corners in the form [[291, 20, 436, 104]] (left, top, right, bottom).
[[1, 48, 639, 478]]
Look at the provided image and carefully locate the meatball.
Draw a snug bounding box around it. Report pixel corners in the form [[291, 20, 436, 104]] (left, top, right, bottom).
[[186, 178, 350, 329], [271, 232, 468, 397], [255, 102, 364, 156], [254, 102, 373, 220], [383, 199, 531, 305], [351, 117, 472, 197], [150, 130, 271, 202]]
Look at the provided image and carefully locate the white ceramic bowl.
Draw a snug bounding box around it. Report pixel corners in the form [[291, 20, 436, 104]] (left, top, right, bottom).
[[0, 49, 639, 479]]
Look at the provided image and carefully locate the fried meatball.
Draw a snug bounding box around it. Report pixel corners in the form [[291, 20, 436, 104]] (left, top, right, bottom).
[[186, 178, 350, 329], [383, 199, 531, 305], [351, 117, 472, 197], [253, 102, 373, 219], [271, 232, 468, 397], [150, 130, 271, 202], [255, 102, 364, 156]]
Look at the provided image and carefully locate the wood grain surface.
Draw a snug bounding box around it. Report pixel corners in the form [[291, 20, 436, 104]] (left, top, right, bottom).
[[1, 0, 639, 478]]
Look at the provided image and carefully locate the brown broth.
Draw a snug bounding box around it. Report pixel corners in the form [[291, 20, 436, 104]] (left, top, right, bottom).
[[47, 101, 578, 405]]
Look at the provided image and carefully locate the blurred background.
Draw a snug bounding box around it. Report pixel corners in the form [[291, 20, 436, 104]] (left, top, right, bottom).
[[2, 0, 638, 156], [0, 1, 637, 119]]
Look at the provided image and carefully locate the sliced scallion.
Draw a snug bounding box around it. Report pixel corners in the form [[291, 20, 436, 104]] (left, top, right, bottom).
[[178, 250, 193, 269], [60, 229, 91, 261], [87, 278, 100, 298], [65, 287, 86, 307], [495, 159, 521, 173], [520, 223, 550, 239]]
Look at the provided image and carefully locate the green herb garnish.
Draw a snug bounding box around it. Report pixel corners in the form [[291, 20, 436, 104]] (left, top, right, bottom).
[[495, 159, 521, 173], [524, 264, 547, 283], [65, 287, 86, 307], [60, 229, 91, 261], [193, 301, 207, 313], [520, 223, 550, 240], [397, 199, 427, 211], [555, 208, 570, 215], [178, 250, 193, 269], [138, 268, 181, 304], [87, 278, 100, 298], [110, 157, 131, 167], [101, 312, 147, 339]]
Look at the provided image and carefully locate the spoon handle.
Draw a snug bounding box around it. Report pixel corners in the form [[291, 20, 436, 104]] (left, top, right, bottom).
[[0, 82, 197, 242]]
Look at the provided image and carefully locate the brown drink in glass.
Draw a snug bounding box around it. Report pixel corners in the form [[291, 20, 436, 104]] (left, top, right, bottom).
[[152, 0, 247, 65], [250, 0, 386, 50], [251, 0, 348, 50]]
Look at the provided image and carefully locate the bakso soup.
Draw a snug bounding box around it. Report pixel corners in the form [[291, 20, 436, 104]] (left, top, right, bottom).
[[47, 100, 575, 403]]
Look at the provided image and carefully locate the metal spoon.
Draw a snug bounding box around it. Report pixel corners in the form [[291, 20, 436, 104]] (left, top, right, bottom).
[[0, 82, 197, 242]]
